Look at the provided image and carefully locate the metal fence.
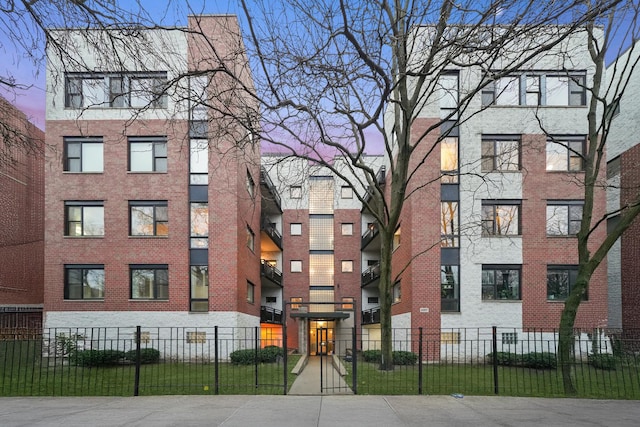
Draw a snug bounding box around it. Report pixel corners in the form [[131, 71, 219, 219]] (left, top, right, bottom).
[[1, 326, 639, 398]]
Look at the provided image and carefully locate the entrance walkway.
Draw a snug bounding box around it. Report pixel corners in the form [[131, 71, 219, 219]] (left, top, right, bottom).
[[288, 356, 353, 395]]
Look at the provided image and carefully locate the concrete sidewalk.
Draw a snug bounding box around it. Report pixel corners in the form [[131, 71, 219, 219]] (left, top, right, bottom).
[[0, 395, 638, 426], [288, 355, 353, 395]]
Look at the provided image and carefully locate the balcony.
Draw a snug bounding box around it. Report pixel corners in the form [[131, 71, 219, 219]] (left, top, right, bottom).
[[361, 307, 381, 325], [363, 165, 386, 204], [261, 260, 283, 287], [361, 222, 379, 250], [260, 306, 283, 324], [261, 218, 283, 250], [361, 263, 380, 287], [260, 166, 282, 215]]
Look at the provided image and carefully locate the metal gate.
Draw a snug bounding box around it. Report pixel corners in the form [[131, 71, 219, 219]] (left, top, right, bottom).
[[317, 327, 356, 394]]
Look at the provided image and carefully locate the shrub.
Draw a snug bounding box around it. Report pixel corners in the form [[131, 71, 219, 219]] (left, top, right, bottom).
[[125, 348, 161, 364], [589, 353, 617, 370], [392, 351, 418, 365], [486, 352, 521, 366], [521, 352, 557, 369], [75, 349, 125, 367], [260, 346, 284, 363], [230, 349, 257, 365], [362, 350, 381, 363]]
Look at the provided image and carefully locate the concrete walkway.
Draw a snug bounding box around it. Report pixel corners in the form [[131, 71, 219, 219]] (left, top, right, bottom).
[[288, 355, 353, 395], [0, 395, 638, 426]]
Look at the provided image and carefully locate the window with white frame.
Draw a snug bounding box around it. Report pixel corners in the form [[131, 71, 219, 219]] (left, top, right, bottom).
[[65, 201, 104, 237], [341, 186, 353, 199], [129, 136, 167, 172], [290, 223, 302, 235], [290, 260, 302, 273], [546, 201, 583, 236], [64, 137, 103, 172], [341, 260, 354, 273], [546, 137, 585, 171], [481, 201, 520, 236], [341, 223, 353, 236]]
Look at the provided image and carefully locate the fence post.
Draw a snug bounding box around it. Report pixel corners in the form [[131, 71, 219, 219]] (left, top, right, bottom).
[[492, 326, 499, 395], [283, 306, 288, 395], [134, 325, 141, 396], [214, 326, 219, 395], [352, 326, 357, 395], [418, 327, 423, 395], [255, 326, 259, 390]]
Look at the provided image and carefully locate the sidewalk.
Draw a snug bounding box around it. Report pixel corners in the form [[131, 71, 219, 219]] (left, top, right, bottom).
[[0, 395, 638, 426], [288, 355, 353, 395]]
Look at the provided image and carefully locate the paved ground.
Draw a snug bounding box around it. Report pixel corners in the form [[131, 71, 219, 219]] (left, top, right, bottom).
[[288, 355, 353, 395], [0, 395, 638, 426]]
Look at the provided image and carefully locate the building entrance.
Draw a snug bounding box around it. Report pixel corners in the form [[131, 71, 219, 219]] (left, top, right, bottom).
[[309, 320, 335, 355]]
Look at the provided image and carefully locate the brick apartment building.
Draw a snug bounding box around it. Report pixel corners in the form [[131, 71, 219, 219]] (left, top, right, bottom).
[[0, 95, 45, 332], [44, 17, 617, 356]]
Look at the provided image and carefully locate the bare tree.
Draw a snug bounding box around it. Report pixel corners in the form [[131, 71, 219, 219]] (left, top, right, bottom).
[[236, 0, 622, 370]]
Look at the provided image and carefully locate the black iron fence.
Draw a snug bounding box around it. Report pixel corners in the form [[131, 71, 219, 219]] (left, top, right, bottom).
[[1, 326, 639, 398]]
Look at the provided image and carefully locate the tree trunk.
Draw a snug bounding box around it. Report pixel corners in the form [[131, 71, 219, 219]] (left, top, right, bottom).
[[378, 228, 394, 371]]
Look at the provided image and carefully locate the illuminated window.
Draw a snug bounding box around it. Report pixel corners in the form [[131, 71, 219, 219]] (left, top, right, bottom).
[[341, 260, 353, 273], [481, 201, 520, 236], [341, 297, 354, 310], [309, 177, 334, 214], [291, 297, 303, 310], [291, 260, 302, 273], [309, 216, 333, 250], [440, 137, 458, 183], [546, 137, 585, 171], [440, 202, 459, 247], [393, 226, 401, 251], [341, 223, 353, 236], [310, 254, 334, 286]]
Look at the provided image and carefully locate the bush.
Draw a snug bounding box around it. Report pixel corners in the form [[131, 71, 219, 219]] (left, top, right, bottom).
[[486, 352, 521, 366], [125, 348, 161, 364], [362, 350, 381, 363], [521, 352, 557, 369], [392, 351, 418, 365], [74, 349, 125, 367], [589, 353, 617, 370], [260, 346, 284, 363]]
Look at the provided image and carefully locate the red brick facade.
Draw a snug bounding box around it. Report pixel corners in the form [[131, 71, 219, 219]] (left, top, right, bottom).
[[620, 143, 640, 330]]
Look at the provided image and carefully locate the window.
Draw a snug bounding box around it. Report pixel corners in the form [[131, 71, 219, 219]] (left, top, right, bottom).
[[441, 137, 459, 183], [341, 297, 354, 310], [393, 226, 401, 251], [291, 260, 302, 273], [525, 75, 540, 105], [129, 136, 167, 172], [309, 177, 334, 214], [546, 137, 585, 171], [291, 297, 303, 310], [186, 332, 206, 344], [309, 216, 333, 250], [130, 201, 168, 236], [290, 185, 302, 199], [341, 260, 354, 273], [439, 73, 459, 119], [481, 201, 520, 236], [64, 265, 105, 300], [367, 297, 379, 304], [190, 139, 208, 184], [441, 265, 460, 312], [547, 74, 586, 106], [393, 281, 401, 303], [65, 72, 168, 108], [310, 254, 334, 286], [441, 202, 459, 247], [502, 332, 518, 345], [341, 223, 353, 236], [483, 73, 586, 107], [65, 202, 104, 236], [482, 265, 521, 300], [547, 202, 583, 236], [441, 332, 461, 344], [190, 203, 209, 248], [247, 281, 255, 303], [482, 76, 519, 106], [341, 186, 353, 199], [246, 226, 255, 251], [63, 137, 103, 172], [290, 223, 302, 235], [547, 266, 585, 301], [190, 265, 208, 312], [266, 296, 277, 303], [246, 170, 255, 197], [130, 265, 168, 300], [481, 136, 520, 172]]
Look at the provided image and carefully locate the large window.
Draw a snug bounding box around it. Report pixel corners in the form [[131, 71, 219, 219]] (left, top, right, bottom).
[[65, 72, 168, 108], [190, 265, 209, 312], [309, 176, 334, 214], [130, 265, 168, 300], [481, 201, 520, 236], [546, 137, 585, 171], [482, 265, 521, 300], [129, 136, 167, 172], [190, 203, 209, 248], [63, 137, 103, 172], [190, 139, 208, 184], [441, 265, 459, 312], [441, 202, 459, 247], [309, 216, 334, 250], [547, 266, 585, 301], [481, 136, 520, 172], [65, 201, 104, 236], [482, 73, 586, 107], [310, 254, 334, 286], [439, 73, 459, 119], [547, 201, 583, 236], [64, 265, 105, 300], [130, 201, 168, 236], [440, 137, 459, 183]]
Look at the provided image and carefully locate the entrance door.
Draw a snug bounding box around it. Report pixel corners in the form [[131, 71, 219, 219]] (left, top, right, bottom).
[[309, 320, 334, 356]]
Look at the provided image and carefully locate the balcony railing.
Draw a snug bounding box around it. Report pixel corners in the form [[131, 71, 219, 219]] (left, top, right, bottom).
[[261, 260, 283, 287], [261, 218, 283, 250], [361, 263, 381, 286], [361, 307, 381, 325], [363, 165, 386, 204], [260, 306, 283, 324], [260, 166, 282, 212], [361, 222, 379, 249]]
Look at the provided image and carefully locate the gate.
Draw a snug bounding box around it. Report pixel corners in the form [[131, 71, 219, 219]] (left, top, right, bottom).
[[317, 326, 356, 394]]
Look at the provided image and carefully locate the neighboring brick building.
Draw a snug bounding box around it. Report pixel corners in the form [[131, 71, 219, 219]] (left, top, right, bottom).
[[0, 95, 45, 331]]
